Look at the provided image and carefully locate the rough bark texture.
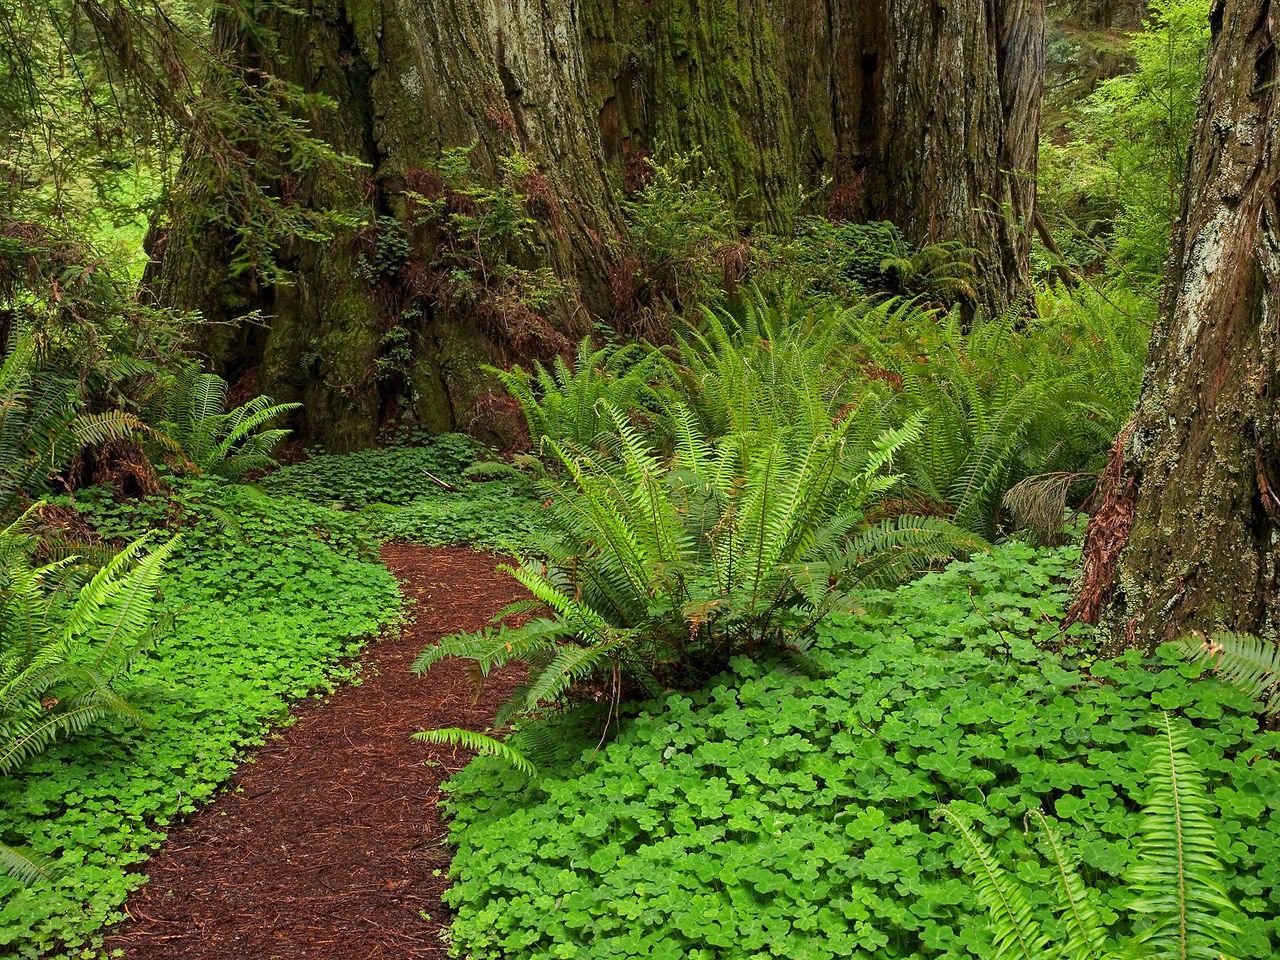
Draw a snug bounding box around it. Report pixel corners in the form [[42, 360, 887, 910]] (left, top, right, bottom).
[[153, 0, 1045, 447], [1078, 0, 1280, 649]]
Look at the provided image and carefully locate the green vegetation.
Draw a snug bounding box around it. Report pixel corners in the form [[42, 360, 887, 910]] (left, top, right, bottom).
[[943, 716, 1241, 960], [0, 515, 177, 777], [439, 541, 1280, 960], [1180, 632, 1280, 718], [1040, 0, 1210, 286], [152, 371, 299, 479], [264, 434, 546, 548], [4, 4, 1271, 960], [0, 477, 402, 956], [416, 402, 966, 742]]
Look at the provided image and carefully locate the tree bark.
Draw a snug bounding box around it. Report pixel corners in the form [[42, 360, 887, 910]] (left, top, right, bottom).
[[152, 0, 1045, 447], [820, 0, 1045, 314], [1073, 0, 1280, 648]]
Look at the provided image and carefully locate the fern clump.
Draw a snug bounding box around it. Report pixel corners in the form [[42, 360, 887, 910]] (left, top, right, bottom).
[[942, 715, 1241, 960], [851, 288, 1148, 539], [663, 289, 875, 441], [0, 328, 157, 515], [487, 339, 663, 452], [416, 402, 972, 752], [0, 510, 177, 885], [0, 512, 177, 776]]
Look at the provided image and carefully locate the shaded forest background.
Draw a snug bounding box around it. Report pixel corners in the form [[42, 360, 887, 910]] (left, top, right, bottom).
[[3, 0, 1196, 445]]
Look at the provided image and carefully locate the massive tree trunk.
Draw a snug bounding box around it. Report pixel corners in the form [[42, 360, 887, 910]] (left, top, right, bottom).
[[152, 0, 1044, 447], [1073, 0, 1280, 648], [817, 0, 1044, 312]]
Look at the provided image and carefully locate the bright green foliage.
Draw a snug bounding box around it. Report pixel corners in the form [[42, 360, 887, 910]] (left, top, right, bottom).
[[490, 340, 663, 451], [0, 329, 156, 515], [1178, 632, 1280, 717], [417, 402, 972, 736], [663, 291, 874, 440], [408, 144, 572, 324], [0, 477, 401, 957], [359, 480, 545, 550], [1127, 719, 1241, 960], [154, 370, 300, 479], [1040, 0, 1210, 285], [940, 807, 1053, 960], [0, 842, 56, 888], [943, 717, 1241, 960], [441, 540, 1280, 960], [414, 728, 540, 780], [264, 433, 482, 507], [0, 512, 177, 777], [853, 289, 1148, 537], [622, 151, 740, 313], [264, 435, 545, 548]]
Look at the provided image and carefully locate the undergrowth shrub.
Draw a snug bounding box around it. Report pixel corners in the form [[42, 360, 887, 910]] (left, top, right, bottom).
[[0, 329, 155, 515], [852, 288, 1148, 538], [662, 291, 874, 440], [488, 340, 664, 452], [441, 540, 1280, 960], [416, 403, 971, 743], [153, 370, 299, 479], [620, 151, 740, 316], [756, 219, 910, 302]]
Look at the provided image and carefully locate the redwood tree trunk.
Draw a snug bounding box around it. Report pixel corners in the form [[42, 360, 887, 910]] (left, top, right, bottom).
[[824, 0, 1045, 313], [153, 0, 1045, 447], [1074, 0, 1280, 648]]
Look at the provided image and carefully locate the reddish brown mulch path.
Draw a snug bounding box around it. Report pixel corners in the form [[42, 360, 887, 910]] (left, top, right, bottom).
[[104, 545, 526, 960]]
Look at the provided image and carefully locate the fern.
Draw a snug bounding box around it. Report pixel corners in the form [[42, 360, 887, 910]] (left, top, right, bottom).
[[0, 511, 178, 776], [1177, 632, 1280, 716], [487, 340, 662, 453], [0, 840, 57, 887], [0, 327, 175, 511], [412, 727, 539, 779], [939, 807, 1053, 960], [418, 389, 971, 735], [849, 293, 1145, 538], [1127, 716, 1241, 960], [154, 370, 299, 479]]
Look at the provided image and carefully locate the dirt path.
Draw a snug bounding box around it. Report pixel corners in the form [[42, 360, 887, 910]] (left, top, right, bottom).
[[105, 545, 526, 960]]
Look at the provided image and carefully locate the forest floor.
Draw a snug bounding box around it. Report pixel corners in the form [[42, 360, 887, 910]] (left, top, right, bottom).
[[102, 545, 526, 960]]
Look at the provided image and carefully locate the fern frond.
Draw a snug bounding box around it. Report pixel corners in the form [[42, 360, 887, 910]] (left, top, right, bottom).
[[0, 841, 58, 887], [1177, 632, 1280, 716], [1125, 715, 1240, 960], [1028, 809, 1108, 960], [939, 806, 1053, 960], [412, 727, 538, 779]]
